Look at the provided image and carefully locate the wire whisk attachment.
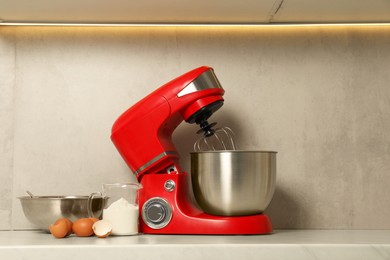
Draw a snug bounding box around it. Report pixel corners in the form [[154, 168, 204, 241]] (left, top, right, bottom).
[[194, 124, 237, 152]]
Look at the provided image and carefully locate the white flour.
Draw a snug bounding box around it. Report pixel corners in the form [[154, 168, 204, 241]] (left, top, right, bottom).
[[103, 197, 139, 235]]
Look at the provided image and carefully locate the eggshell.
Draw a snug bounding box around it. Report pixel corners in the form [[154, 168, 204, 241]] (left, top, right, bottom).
[[72, 218, 94, 237], [92, 220, 112, 238], [49, 218, 70, 238]]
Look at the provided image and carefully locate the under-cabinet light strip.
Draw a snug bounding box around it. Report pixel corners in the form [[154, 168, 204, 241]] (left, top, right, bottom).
[[1, 22, 390, 27]]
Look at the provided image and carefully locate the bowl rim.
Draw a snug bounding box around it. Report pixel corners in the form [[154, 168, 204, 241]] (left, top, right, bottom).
[[190, 150, 277, 154], [18, 195, 92, 200]]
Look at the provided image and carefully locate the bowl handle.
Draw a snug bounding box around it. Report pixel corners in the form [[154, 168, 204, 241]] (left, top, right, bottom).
[[87, 192, 102, 218]]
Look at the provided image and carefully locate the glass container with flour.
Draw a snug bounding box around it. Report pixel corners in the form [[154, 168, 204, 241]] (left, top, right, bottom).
[[88, 183, 142, 235]]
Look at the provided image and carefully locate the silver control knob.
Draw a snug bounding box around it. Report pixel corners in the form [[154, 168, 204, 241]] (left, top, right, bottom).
[[142, 197, 172, 229], [164, 180, 176, 192]]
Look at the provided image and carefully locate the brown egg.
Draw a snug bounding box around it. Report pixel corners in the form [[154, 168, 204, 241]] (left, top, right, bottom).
[[49, 218, 72, 238], [89, 217, 99, 224], [62, 218, 73, 236], [72, 218, 94, 237]]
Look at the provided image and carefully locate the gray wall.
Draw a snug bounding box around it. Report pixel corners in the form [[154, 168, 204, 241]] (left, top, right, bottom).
[[1, 26, 389, 230]]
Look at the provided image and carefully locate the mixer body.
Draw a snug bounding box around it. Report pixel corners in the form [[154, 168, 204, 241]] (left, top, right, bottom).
[[139, 172, 272, 234], [111, 66, 273, 234]]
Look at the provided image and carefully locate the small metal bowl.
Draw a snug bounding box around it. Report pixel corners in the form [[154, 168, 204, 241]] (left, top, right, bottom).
[[18, 196, 105, 231], [191, 151, 277, 216]]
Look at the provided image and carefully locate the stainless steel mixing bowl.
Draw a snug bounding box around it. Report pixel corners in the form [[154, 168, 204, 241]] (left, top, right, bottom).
[[18, 196, 105, 231], [191, 151, 276, 216]]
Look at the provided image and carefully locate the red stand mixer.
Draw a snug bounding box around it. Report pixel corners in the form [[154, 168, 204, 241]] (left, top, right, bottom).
[[111, 66, 273, 234]]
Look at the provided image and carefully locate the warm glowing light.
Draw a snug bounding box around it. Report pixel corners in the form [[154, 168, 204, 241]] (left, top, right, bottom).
[[1, 22, 390, 28]]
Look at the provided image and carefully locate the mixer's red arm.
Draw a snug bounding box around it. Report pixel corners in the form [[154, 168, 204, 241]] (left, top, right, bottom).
[[111, 66, 224, 178]]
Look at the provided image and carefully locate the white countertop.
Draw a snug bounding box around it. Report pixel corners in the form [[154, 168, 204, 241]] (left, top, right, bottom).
[[1, 230, 390, 260]]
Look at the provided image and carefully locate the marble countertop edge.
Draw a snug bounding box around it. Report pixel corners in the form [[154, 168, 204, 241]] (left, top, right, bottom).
[[0, 230, 390, 260]]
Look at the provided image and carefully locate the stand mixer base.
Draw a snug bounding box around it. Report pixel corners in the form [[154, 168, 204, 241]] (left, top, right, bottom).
[[139, 173, 273, 235]]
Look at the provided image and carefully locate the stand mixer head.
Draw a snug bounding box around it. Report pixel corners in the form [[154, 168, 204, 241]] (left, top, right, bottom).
[[111, 66, 274, 234], [111, 66, 225, 179]]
